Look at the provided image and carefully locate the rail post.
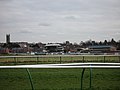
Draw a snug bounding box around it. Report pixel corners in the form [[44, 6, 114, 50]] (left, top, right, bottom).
[[36, 57, 39, 64], [14, 57, 17, 65], [71, 57, 73, 62], [90, 65, 92, 90], [118, 56, 120, 62], [81, 68, 85, 90], [82, 56, 84, 63], [26, 68, 34, 90], [104, 56, 105, 63], [60, 56, 62, 64]]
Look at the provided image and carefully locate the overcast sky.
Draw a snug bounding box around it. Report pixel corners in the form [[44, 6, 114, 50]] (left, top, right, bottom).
[[0, 0, 120, 43]]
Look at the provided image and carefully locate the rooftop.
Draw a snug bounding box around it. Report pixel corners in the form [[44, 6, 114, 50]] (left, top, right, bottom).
[[88, 45, 113, 49], [45, 44, 61, 47]]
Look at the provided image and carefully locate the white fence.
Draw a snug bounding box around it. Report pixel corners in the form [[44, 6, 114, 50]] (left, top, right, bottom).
[[0, 63, 120, 90], [0, 63, 120, 68]]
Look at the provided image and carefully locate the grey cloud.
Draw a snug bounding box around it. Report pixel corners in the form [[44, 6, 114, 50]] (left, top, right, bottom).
[[19, 30, 32, 34], [38, 23, 51, 27], [64, 15, 80, 21], [0, 0, 120, 43]]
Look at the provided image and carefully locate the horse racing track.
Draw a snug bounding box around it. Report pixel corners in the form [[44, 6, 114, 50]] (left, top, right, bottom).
[[0, 63, 120, 90], [0, 55, 120, 90]]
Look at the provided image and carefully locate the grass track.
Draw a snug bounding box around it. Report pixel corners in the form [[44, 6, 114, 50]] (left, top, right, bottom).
[[0, 68, 120, 90]]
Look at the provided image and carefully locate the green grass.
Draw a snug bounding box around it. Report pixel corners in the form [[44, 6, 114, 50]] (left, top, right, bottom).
[[0, 55, 120, 65], [0, 68, 120, 90]]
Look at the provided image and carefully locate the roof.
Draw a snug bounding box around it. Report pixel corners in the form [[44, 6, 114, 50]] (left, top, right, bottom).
[[45, 44, 61, 47], [88, 45, 113, 49]]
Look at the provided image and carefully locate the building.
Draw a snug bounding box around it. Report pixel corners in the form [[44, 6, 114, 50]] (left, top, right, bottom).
[[88, 45, 116, 53], [11, 48, 28, 53], [6, 34, 10, 44], [45, 43, 64, 53], [0, 48, 9, 54]]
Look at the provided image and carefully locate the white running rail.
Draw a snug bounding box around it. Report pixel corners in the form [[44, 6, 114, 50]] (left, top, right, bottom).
[[0, 63, 120, 68]]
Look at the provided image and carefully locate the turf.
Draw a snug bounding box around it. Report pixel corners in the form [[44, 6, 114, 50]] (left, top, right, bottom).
[[0, 55, 120, 65], [0, 68, 120, 90]]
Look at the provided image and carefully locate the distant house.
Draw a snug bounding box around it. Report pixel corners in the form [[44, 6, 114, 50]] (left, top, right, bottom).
[[0, 48, 9, 54], [88, 45, 116, 53], [11, 48, 28, 53]]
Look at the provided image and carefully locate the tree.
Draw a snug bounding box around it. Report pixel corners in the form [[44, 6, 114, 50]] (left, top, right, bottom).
[[99, 41, 103, 45], [110, 38, 116, 46], [104, 40, 108, 45]]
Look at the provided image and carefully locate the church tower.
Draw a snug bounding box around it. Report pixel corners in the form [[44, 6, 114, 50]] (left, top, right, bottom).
[[6, 34, 10, 44]]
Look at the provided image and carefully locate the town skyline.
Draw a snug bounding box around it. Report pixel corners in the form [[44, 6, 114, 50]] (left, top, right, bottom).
[[0, 34, 119, 44], [0, 34, 120, 54], [0, 34, 120, 44]]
